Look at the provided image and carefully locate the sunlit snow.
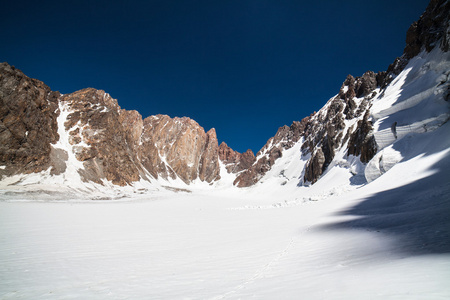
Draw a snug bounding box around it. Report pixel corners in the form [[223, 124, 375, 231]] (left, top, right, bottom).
[[1, 49, 449, 299]]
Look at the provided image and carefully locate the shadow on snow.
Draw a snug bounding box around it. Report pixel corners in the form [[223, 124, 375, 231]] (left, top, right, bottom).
[[319, 127, 450, 256]]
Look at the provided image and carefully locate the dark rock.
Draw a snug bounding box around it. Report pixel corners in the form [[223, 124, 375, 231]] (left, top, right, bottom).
[[0, 62, 60, 175], [347, 111, 377, 163], [60, 88, 141, 185], [234, 116, 311, 187], [1, 0, 447, 189], [304, 148, 325, 184], [404, 0, 450, 59], [218, 142, 256, 173], [355, 71, 378, 98]]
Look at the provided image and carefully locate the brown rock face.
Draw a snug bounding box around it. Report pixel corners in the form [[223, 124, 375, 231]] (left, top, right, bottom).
[[301, 69, 382, 184], [199, 128, 221, 182], [67, 99, 222, 185], [0, 65, 223, 186], [60, 88, 142, 185], [301, 98, 345, 183], [304, 148, 325, 184], [0, 63, 60, 176], [355, 71, 378, 99], [404, 0, 450, 59], [299, 0, 450, 185], [139, 114, 220, 184], [218, 142, 256, 173], [2, 0, 447, 189], [347, 111, 377, 163], [233, 117, 311, 187], [383, 0, 450, 81]]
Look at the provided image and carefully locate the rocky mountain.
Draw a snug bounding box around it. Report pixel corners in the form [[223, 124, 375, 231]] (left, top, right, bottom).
[[0, 77, 228, 186], [1, 0, 449, 193], [0, 63, 60, 175], [233, 0, 449, 187]]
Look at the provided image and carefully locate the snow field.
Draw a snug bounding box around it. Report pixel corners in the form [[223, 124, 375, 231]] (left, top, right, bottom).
[[2, 119, 450, 299], [0, 35, 449, 300], [1, 175, 449, 299]]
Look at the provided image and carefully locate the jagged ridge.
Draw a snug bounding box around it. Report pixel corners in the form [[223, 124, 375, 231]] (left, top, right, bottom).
[[0, 0, 448, 190]]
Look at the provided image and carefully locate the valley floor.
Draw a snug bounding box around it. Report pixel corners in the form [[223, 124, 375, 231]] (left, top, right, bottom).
[[1, 123, 450, 299], [1, 182, 449, 299]]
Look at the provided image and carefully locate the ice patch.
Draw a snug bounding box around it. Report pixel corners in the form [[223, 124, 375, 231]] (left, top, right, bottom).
[[365, 146, 403, 183]]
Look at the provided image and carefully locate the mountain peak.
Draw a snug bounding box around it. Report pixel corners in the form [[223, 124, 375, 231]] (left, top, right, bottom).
[[404, 0, 450, 59]]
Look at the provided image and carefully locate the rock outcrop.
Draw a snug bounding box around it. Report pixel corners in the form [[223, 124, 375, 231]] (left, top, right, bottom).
[[0, 72, 222, 186], [231, 68, 384, 186], [233, 117, 311, 187], [218, 142, 256, 174], [0, 63, 60, 176], [346, 111, 377, 163], [235, 0, 449, 186], [384, 0, 450, 80], [404, 0, 450, 59], [59, 88, 142, 185], [1, 0, 447, 189], [301, 71, 382, 184], [140, 114, 220, 184]]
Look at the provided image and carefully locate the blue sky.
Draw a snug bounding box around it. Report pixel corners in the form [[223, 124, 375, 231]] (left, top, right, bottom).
[[2, 0, 429, 153]]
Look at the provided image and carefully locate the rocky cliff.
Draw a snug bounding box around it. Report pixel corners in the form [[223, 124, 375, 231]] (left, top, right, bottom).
[[0, 73, 224, 186], [232, 0, 449, 187], [1, 0, 448, 190], [139, 114, 221, 184], [0, 63, 60, 176]]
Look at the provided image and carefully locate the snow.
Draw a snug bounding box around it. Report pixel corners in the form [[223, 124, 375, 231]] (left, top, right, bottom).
[[1, 135, 449, 298], [2, 117, 449, 299], [1, 46, 450, 299], [51, 101, 86, 184], [372, 48, 450, 134]]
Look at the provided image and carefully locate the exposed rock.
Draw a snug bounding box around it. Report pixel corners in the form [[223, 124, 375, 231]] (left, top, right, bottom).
[[1, 0, 448, 189], [0, 62, 60, 176], [234, 116, 311, 187], [301, 69, 382, 183], [199, 128, 221, 182], [239, 149, 257, 171], [304, 148, 325, 184], [347, 111, 377, 163], [404, 0, 450, 59], [218, 142, 256, 173], [139, 114, 221, 184], [381, 0, 450, 85], [218, 142, 240, 164], [61, 88, 141, 185], [355, 71, 378, 98], [119, 109, 143, 148], [302, 97, 345, 183], [0, 63, 225, 186]]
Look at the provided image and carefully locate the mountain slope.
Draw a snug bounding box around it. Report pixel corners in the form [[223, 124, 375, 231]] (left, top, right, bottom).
[[233, 0, 449, 189], [0, 0, 449, 197]]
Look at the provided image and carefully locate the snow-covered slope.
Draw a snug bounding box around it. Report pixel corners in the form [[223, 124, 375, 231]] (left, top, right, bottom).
[[1, 1, 450, 298], [1, 34, 449, 197], [1, 120, 449, 299], [1, 43, 449, 299], [246, 47, 449, 197]]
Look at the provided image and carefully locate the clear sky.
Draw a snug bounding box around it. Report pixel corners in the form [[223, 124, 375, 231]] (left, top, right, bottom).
[[2, 0, 430, 153]]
